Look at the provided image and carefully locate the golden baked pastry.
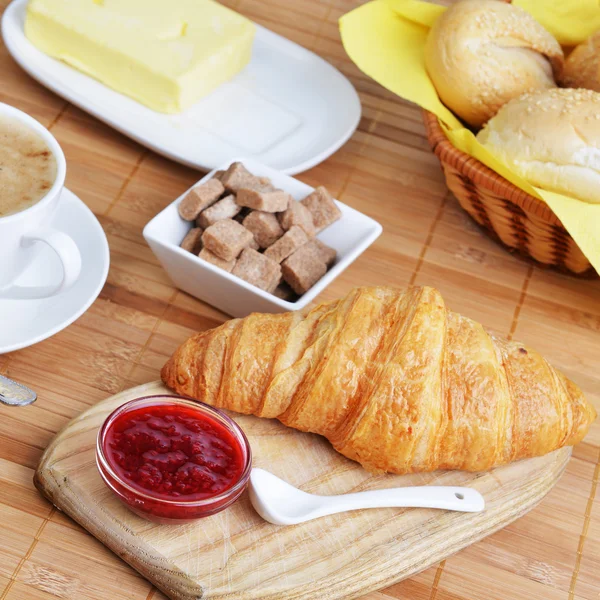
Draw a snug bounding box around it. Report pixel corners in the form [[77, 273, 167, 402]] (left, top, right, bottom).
[[162, 286, 596, 474], [425, 0, 563, 128], [562, 30, 600, 92]]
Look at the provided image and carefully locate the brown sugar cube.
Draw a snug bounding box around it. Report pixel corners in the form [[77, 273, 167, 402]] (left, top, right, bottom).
[[196, 195, 241, 229], [198, 248, 236, 273], [178, 179, 224, 220], [282, 243, 327, 295], [237, 188, 291, 212], [248, 236, 260, 251], [220, 162, 253, 191], [232, 248, 282, 292], [306, 238, 336, 267], [212, 170, 225, 181], [273, 282, 298, 302], [300, 186, 342, 232], [201, 219, 254, 261], [243, 211, 284, 248], [278, 198, 316, 236], [263, 226, 309, 263], [180, 227, 203, 254], [220, 162, 273, 193]]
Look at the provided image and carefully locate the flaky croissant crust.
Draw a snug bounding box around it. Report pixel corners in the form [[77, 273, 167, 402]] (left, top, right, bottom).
[[162, 287, 596, 474]]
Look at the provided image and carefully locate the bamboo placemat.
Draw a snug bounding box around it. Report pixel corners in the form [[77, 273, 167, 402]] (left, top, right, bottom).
[[0, 1, 598, 599]]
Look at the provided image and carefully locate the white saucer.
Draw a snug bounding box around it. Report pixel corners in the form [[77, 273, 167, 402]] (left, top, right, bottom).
[[2, 0, 361, 175], [0, 188, 109, 354]]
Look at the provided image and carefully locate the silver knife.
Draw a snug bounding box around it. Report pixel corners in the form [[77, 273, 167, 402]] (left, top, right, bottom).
[[0, 374, 37, 406]]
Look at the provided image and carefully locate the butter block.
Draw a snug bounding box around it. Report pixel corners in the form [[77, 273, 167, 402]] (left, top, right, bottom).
[[25, 0, 255, 114]]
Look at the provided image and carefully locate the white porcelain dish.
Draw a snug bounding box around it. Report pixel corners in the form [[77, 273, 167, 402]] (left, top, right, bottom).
[[143, 159, 382, 318], [2, 0, 361, 175], [0, 188, 110, 354]]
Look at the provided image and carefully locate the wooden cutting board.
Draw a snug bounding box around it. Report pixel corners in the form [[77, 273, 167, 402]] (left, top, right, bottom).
[[35, 381, 571, 600]]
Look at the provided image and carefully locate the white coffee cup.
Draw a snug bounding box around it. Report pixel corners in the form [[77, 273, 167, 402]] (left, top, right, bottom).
[[0, 103, 81, 299]]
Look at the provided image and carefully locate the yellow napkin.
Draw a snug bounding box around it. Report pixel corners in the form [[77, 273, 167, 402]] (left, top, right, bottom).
[[340, 0, 600, 275]]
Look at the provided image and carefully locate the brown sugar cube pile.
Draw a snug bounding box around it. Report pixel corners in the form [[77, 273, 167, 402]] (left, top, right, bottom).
[[237, 188, 291, 212], [197, 194, 241, 229], [243, 211, 284, 248], [178, 178, 224, 220], [300, 186, 342, 232], [278, 198, 315, 236], [202, 219, 254, 261], [181, 165, 342, 300], [180, 227, 203, 254], [282, 242, 328, 295], [198, 248, 236, 273], [264, 225, 308, 263], [306, 238, 336, 267], [232, 248, 282, 292]]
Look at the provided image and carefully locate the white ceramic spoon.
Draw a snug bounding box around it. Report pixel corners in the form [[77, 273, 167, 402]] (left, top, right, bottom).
[[249, 468, 485, 525]]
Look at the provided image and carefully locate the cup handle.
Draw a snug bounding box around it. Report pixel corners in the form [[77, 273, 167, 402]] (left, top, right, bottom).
[[0, 228, 82, 300]]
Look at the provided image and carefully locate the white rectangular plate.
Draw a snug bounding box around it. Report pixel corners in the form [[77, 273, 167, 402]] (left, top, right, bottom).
[[2, 0, 361, 174], [143, 158, 382, 318]]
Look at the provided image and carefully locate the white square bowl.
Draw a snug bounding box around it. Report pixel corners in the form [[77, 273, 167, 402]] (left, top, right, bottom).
[[143, 159, 382, 318]]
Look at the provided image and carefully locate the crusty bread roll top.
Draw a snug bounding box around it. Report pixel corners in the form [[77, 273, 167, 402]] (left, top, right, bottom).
[[562, 30, 600, 92], [425, 0, 563, 128], [477, 88, 600, 204]]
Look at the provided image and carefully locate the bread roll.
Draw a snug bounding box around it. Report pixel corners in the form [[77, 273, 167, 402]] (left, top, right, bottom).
[[477, 88, 600, 204], [425, 0, 563, 128], [562, 30, 600, 92]]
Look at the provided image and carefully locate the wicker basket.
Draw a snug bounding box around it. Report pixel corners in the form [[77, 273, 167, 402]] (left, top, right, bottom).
[[422, 110, 595, 277]]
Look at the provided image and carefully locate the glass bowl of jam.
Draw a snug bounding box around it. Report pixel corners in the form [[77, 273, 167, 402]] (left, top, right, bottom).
[[96, 395, 252, 524]]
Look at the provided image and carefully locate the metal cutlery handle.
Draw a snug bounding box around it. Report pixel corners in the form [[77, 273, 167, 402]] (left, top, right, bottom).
[[0, 374, 37, 406]]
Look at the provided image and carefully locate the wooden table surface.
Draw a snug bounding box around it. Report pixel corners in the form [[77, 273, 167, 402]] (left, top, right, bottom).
[[1, 1, 599, 599]]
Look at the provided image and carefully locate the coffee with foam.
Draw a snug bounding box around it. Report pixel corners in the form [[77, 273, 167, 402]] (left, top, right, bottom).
[[0, 114, 57, 217]]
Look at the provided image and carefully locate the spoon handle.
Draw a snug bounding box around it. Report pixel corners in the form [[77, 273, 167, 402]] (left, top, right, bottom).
[[316, 486, 485, 518], [0, 374, 37, 406]]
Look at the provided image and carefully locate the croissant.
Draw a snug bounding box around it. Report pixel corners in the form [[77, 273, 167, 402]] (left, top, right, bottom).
[[161, 286, 596, 474]]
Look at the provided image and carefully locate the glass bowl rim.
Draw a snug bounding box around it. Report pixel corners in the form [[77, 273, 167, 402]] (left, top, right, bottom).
[[96, 394, 252, 507]]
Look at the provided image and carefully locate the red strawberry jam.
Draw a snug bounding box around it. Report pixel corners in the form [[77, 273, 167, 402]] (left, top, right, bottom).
[[97, 396, 251, 523], [104, 403, 244, 501]]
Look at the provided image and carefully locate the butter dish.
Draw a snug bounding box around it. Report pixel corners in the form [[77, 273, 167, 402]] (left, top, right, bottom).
[[2, 0, 361, 174], [143, 159, 382, 318]]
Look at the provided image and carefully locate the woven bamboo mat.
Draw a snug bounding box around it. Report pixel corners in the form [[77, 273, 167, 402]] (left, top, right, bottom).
[[0, 1, 599, 599]]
